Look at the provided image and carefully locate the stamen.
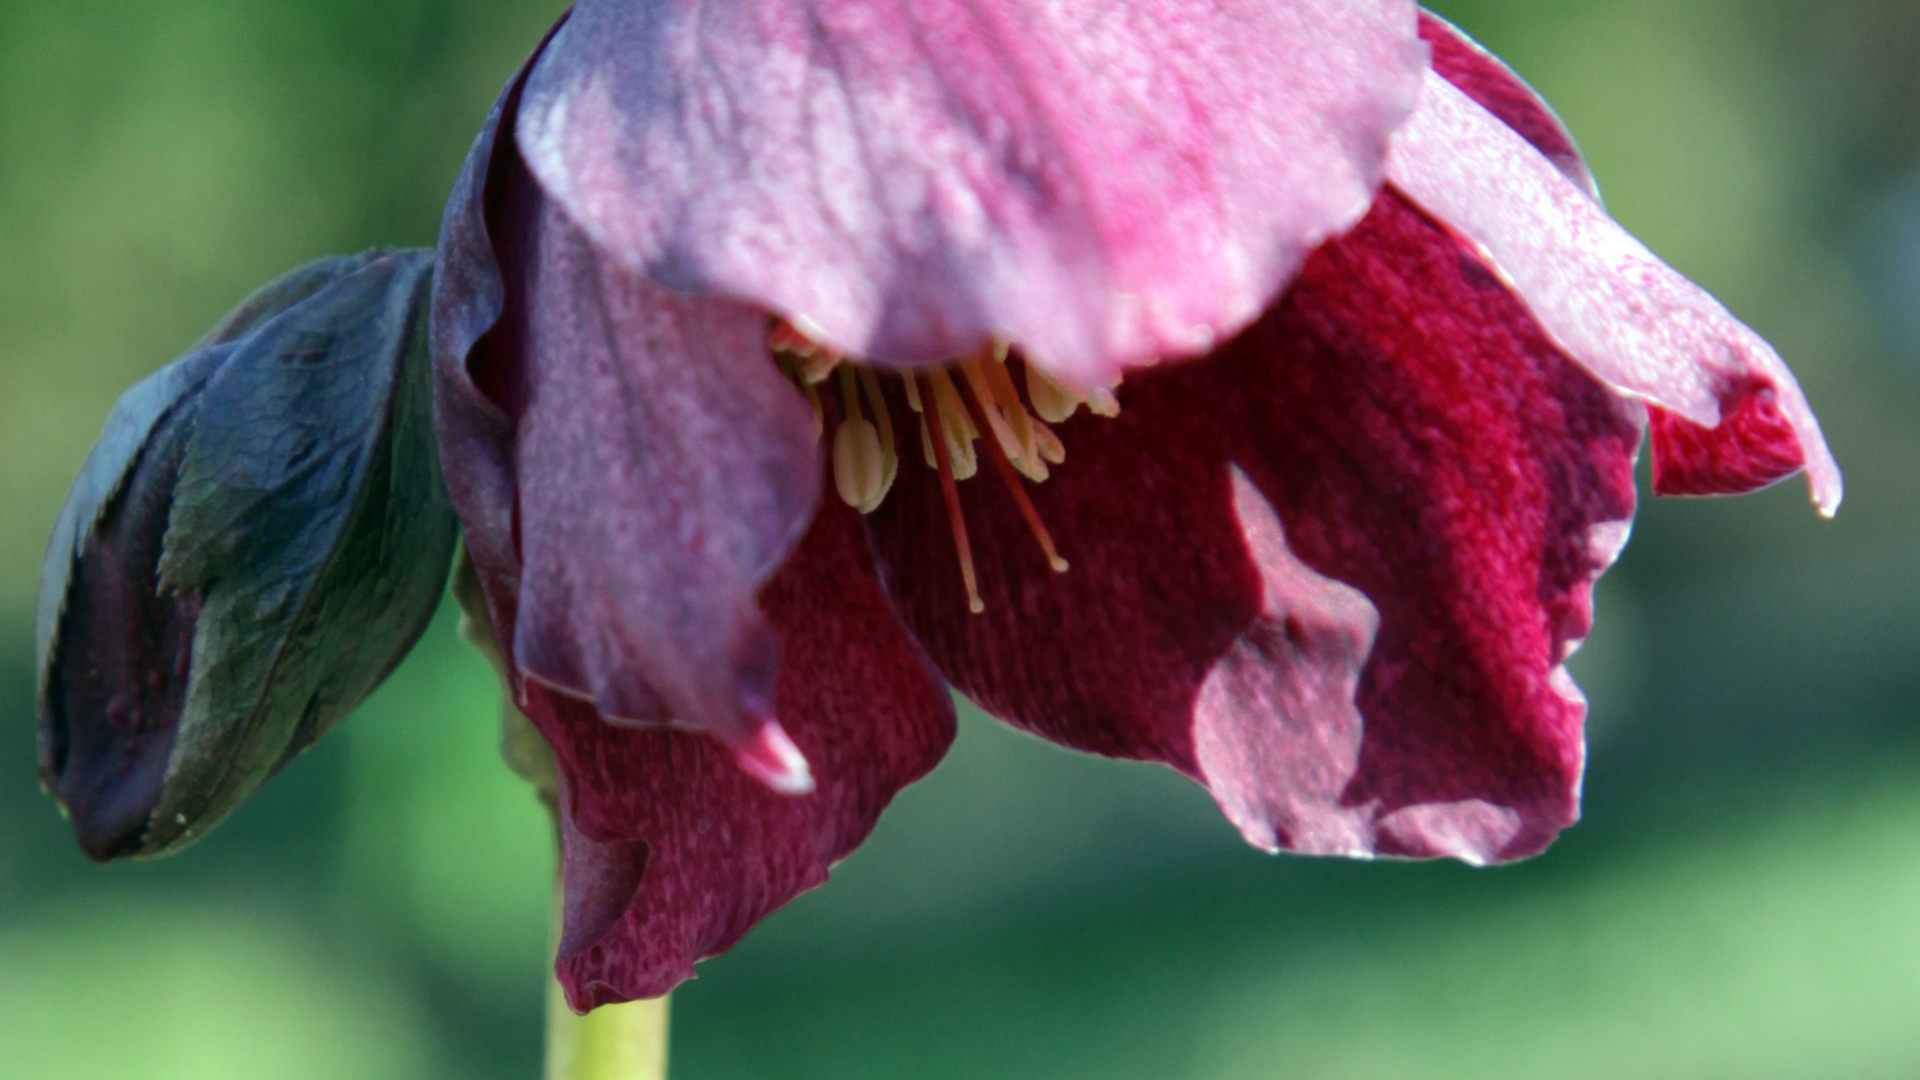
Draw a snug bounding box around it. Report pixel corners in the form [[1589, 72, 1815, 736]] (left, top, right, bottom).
[[1025, 363, 1081, 423], [959, 356, 1041, 482], [1024, 361, 1123, 422], [927, 369, 979, 480], [954, 369, 1070, 574], [768, 320, 813, 355], [856, 367, 898, 499], [832, 365, 889, 512], [981, 352, 1047, 473], [1033, 423, 1066, 465], [769, 320, 843, 384], [918, 372, 985, 614]]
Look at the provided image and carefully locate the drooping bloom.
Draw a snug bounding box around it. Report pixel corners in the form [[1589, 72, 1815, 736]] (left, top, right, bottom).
[[430, 4, 1839, 1009]]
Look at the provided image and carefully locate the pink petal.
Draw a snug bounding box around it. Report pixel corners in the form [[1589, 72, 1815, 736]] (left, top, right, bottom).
[[867, 192, 1642, 864], [527, 500, 956, 1007], [1418, 11, 1595, 196], [1385, 70, 1841, 516], [514, 0, 1425, 385], [432, 37, 827, 746]]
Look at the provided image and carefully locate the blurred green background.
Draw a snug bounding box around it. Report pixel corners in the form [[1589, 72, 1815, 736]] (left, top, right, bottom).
[[2, 1, 1917, 1077]]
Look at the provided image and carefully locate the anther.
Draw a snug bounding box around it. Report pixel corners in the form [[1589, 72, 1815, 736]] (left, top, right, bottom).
[[918, 372, 985, 614], [1025, 363, 1081, 423], [833, 366, 891, 512], [980, 353, 1049, 472], [927, 369, 979, 480], [963, 353, 1053, 482], [1024, 362, 1122, 423], [954, 369, 1070, 574], [856, 367, 898, 500], [770, 320, 842, 384], [958, 358, 1030, 477]]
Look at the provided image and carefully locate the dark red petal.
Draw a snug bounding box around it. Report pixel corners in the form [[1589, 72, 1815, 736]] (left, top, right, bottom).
[[525, 500, 956, 1007], [1418, 11, 1597, 196], [1648, 388, 1807, 497], [1385, 73, 1841, 515], [867, 192, 1642, 864]]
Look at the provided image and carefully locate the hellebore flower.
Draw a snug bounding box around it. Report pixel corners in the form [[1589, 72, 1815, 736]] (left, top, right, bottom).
[[38, 249, 459, 860], [431, 5, 1839, 1009]]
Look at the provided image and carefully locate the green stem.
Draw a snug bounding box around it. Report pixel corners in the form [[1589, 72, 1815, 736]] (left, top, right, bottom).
[[545, 968, 670, 1080]]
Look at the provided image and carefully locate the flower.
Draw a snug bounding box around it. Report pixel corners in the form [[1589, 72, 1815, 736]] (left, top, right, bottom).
[[430, 4, 1839, 1009], [38, 250, 457, 860]]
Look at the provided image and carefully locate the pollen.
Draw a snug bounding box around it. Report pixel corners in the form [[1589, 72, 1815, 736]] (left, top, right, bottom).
[[770, 321, 1122, 612]]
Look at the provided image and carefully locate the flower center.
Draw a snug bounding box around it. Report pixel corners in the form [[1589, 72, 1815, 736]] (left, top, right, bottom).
[[770, 321, 1120, 614]]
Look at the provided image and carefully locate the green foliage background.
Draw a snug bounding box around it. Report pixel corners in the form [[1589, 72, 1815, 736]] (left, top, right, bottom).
[[2, 2, 1917, 1077]]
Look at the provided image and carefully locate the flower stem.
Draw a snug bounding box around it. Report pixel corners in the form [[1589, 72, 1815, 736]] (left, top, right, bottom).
[[451, 546, 674, 1080]]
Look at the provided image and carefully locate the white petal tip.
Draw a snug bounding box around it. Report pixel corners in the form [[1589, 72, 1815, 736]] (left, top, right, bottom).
[[733, 721, 815, 796]]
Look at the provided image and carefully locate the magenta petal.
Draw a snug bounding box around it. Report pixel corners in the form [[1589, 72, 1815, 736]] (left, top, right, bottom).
[[1385, 71, 1841, 515], [1418, 11, 1595, 196], [870, 192, 1642, 864], [514, 0, 1425, 383], [527, 501, 956, 1007]]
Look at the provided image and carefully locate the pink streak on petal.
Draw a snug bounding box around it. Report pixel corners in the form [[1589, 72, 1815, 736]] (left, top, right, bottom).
[[516, 0, 1425, 385], [1192, 469, 1382, 859], [1385, 71, 1841, 516], [731, 719, 816, 796]]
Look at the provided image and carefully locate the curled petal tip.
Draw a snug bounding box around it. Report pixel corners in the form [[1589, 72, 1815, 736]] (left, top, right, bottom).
[[731, 720, 815, 796]]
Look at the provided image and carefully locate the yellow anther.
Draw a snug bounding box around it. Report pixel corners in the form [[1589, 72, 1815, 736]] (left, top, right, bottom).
[[928, 369, 978, 480], [856, 367, 898, 498], [952, 364, 1071, 575], [961, 356, 1047, 482], [1034, 423, 1066, 465], [769, 324, 1123, 607], [833, 418, 888, 512], [833, 366, 893, 512], [1023, 362, 1122, 423], [1024, 363, 1080, 423], [982, 353, 1044, 466]]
